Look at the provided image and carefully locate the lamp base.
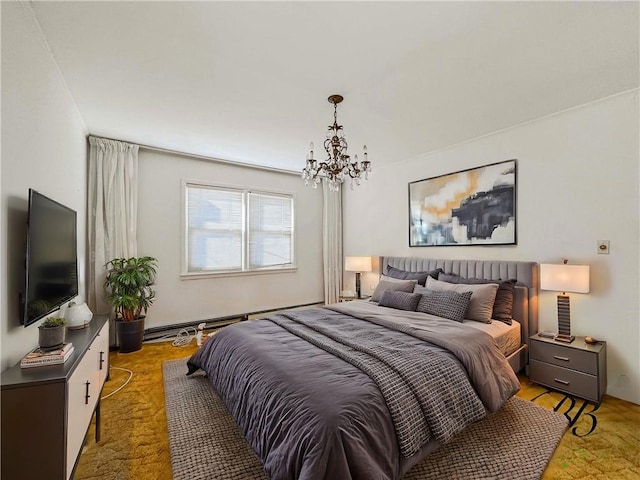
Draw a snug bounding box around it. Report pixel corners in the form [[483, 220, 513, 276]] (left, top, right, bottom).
[[556, 294, 574, 343], [555, 334, 575, 343]]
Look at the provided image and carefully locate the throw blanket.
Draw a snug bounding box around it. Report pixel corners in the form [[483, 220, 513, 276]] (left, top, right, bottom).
[[328, 301, 521, 412], [269, 310, 486, 457], [188, 304, 520, 480]]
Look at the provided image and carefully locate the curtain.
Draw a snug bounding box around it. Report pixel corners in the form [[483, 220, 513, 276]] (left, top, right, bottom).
[[87, 136, 139, 317], [322, 180, 343, 304]]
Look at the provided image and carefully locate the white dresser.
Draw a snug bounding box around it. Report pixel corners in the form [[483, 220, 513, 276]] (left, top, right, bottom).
[[1, 316, 109, 480]]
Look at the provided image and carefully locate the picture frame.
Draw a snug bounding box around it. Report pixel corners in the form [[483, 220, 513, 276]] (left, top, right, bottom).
[[408, 159, 517, 247]]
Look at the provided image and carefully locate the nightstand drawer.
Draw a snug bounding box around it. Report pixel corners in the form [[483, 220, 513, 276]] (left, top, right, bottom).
[[530, 340, 597, 375], [530, 359, 599, 402]]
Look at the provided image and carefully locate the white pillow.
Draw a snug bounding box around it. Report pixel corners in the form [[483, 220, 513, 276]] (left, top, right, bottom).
[[380, 274, 414, 284], [425, 276, 498, 323]]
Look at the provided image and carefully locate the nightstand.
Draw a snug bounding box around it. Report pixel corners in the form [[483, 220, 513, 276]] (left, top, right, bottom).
[[529, 334, 607, 404]]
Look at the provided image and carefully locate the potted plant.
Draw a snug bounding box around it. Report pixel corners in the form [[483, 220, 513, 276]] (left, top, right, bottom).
[[39, 317, 66, 351], [104, 256, 158, 353]]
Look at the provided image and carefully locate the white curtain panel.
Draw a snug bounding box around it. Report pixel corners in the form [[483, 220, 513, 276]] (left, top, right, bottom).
[[87, 136, 139, 317], [322, 179, 343, 304]]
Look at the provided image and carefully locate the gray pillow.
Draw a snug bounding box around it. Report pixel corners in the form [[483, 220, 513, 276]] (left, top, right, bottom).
[[425, 277, 498, 323], [379, 290, 422, 311], [415, 289, 473, 322], [438, 273, 516, 324], [385, 266, 443, 286], [371, 279, 417, 302]]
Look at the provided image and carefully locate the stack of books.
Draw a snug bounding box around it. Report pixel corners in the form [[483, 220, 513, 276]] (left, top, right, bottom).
[[20, 343, 75, 368]]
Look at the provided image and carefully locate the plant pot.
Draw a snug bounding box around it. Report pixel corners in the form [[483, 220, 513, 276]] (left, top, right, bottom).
[[116, 317, 145, 353], [38, 325, 65, 351]]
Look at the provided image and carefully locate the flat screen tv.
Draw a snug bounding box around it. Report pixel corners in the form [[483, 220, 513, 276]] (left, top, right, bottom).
[[22, 189, 78, 327]]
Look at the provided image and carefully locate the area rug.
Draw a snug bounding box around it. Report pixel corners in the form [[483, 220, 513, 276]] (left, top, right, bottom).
[[163, 358, 568, 480]]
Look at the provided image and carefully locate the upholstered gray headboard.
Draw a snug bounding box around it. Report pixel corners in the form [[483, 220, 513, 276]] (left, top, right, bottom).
[[379, 257, 539, 345]]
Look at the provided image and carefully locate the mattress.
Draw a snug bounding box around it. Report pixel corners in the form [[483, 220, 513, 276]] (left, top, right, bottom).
[[462, 319, 521, 357]]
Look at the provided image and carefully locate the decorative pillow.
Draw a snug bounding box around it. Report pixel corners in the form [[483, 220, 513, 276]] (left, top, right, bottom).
[[415, 289, 473, 322], [438, 273, 486, 285], [425, 277, 498, 323], [438, 273, 516, 324], [371, 279, 417, 302], [386, 266, 443, 286], [379, 290, 422, 311], [379, 274, 415, 284]]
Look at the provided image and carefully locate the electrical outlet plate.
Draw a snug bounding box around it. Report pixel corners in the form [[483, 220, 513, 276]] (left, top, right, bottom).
[[597, 240, 610, 254]]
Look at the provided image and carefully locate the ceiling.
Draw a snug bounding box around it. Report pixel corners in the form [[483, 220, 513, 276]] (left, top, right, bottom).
[[30, 1, 639, 172]]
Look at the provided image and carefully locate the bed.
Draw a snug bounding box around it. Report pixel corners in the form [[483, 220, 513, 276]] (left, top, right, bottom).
[[380, 256, 539, 374], [187, 257, 539, 480]]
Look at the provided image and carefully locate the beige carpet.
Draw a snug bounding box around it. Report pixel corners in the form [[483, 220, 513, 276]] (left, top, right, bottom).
[[164, 358, 568, 480]]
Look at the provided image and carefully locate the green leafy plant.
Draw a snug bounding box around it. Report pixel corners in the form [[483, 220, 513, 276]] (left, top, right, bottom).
[[104, 256, 158, 322], [41, 317, 66, 328]]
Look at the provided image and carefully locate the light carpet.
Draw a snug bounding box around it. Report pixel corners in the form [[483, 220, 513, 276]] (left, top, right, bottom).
[[163, 358, 568, 480]]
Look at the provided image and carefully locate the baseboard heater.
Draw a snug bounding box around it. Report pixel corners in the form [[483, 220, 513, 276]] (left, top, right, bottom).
[[142, 301, 323, 342]]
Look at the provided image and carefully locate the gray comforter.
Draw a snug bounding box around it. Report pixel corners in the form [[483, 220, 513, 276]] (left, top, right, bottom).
[[187, 301, 520, 480]]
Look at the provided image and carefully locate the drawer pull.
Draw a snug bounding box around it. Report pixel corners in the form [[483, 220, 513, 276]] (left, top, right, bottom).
[[553, 355, 570, 362], [554, 378, 570, 385], [85, 381, 91, 404], [100, 351, 105, 370]]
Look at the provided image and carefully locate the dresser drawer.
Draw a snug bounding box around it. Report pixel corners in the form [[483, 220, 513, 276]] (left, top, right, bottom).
[[530, 340, 598, 374], [530, 359, 599, 402]]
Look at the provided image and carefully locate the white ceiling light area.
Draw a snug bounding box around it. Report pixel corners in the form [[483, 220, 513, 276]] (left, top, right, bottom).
[[29, 1, 639, 172]]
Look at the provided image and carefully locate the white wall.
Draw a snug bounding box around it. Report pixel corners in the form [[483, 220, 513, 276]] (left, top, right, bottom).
[[1, 2, 88, 371], [343, 91, 640, 405], [136, 150, 324, 330]]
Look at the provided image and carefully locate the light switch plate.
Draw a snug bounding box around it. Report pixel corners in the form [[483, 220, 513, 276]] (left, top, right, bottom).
[[597, 240, 610, 254]]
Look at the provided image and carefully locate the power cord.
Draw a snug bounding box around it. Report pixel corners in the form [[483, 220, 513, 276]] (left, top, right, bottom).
[[173, 327, 198, 346], [101, 366, 133, 400], [149, 324, 207, 347], [150, 327, 199, 347]]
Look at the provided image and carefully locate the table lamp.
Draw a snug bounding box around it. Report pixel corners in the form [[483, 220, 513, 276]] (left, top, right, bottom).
[[345, 256, 372, 299], [540, 261, 590, 343]]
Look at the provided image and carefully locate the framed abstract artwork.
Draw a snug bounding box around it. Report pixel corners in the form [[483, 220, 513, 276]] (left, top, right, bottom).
[[408, 159, 517, 246]]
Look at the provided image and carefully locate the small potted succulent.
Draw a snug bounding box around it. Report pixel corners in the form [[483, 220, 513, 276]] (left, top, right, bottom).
[[38, 317, 66, 351]]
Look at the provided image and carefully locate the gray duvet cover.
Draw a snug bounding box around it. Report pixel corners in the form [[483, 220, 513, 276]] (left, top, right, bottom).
[[187, 301, 520, 480]]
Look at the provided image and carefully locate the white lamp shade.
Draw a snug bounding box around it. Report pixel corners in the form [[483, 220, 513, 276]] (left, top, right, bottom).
[[344, 256, 372, 272], [540, 264, 590, 293]]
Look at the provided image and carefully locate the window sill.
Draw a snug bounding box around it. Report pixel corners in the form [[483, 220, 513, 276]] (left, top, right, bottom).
[[180, 266, 298, 280]]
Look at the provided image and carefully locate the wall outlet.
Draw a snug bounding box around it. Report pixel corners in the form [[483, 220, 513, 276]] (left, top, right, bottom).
[[597, 240, 610, 254]]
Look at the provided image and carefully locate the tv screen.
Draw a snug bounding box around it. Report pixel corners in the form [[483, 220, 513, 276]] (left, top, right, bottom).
[[23, 189, 78, 327]]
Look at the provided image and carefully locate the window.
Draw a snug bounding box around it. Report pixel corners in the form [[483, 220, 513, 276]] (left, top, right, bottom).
[[184, 182, 295, 275]]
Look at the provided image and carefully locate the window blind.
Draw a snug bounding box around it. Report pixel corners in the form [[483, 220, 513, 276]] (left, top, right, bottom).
[[248, 192, 294, 269], [185, 184, 294, 274], [186, 185, 243, 271]]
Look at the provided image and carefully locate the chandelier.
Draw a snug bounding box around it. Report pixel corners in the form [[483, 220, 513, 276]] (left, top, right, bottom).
[[302, 94, 371, 192]]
